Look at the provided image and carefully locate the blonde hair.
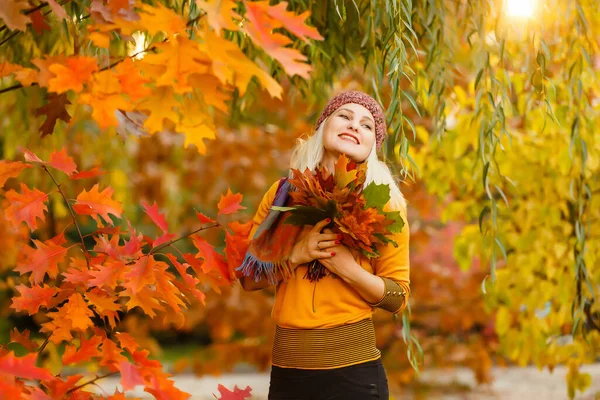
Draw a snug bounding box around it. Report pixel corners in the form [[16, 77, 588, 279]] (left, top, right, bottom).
[[289, 118, 407, 212]]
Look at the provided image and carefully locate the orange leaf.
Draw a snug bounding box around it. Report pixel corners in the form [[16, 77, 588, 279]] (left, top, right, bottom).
[[198, 0, 239, 33], [142, 201, 169, 232], [11, 284, 56, 314], [217, 189, 245, 215], [65, 292, 95, 331], [192, 236, 229, 279], [138, 3, 187, 37], [99, 338, 127, 371], [69, 166, 106, 180], [122, 286, 164, 318], [62, 336, 102, 365], [124, 256, 159, 292], [4, 183, 48, 230], [0, 160, 31, 188], [73, 184, 123, 224], [0, 0, 31, 31], [145, 373, 191, 400], [165, 254, 206, 305], [115, 59, 152, 100], [9, 328, 38, 352], [115, 332, 140, 354], [48, 148, 77, 175], [47, 56, 98, 93], [88, 260, 125, 289], [265, 2, 323, 42], [0, 351, 53, 381], [85, 288, 121, 329], [15, 233, 67, 283]]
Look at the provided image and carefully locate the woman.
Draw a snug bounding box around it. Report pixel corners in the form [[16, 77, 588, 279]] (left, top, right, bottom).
[[238, 91, 410, 400]]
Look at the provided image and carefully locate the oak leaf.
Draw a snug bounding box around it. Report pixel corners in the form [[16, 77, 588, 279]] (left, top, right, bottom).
[[0, 161, 32, 188], [0, 0, 30, 31], [85, 288, 121, 329], [62, 336, 103, 365], [215, 384, 253, 400], [192, 236, 229, 279], [217, 189, 245, 215], [0, 352, 53, 381], [48, 148, 78, 175], [198, 0, 239, 33], [34, 93, 72, 137], [47, 56, 98, 93], [73, 184, 123, 224], [122, 286, 165, 318], [4, 183, 48, 230], [99, 338, 127, 371], [30, 9, 51, 33], [115, 332, 140, 354], [15, 233, 68, 283], [69, 166, 106, 180], [11, 284, 56, 314], [9, 328, 38, 352]]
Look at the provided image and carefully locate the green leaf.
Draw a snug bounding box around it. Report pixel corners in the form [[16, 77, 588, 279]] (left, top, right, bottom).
[[270, 206, 296, 212], [363, 182, 391, 211], [386, 211, 405, 233], [374, 233, 399, 248]]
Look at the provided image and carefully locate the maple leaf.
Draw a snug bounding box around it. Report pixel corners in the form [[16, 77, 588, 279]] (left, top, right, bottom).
[[142, 201, 169, 232], [198, 0, 239, 33], [115, 59, 152, 100], [0, 352, 53, 381], [135, 86, 180, 133], [138, 3, 187, 37], [62, 336, 103, 365], [88, 260, 125, 289], [45, 0, 67, 19], [334, 154, 358, 190], [145, 373, 191, 400], [0, 0, 31, 31], [48, 56, 98, 93], [64, 292, 95, 331], [69, 166, 106, 180], [119, 360, 144, 390], [4, 183, 48, 230], [265, 2, 323, 42], [73, 184, 123, 224], [34, 93, 72, 137], [43, 374, 85, 399], [99, 338, 127, 371], [122, 286, 165, 318], [218, 189, 245, 215], [165, 254, 206, 305], [9, 328, 38, 352], [47, 148, 78, 175], [124, 256, 159, 292], [0, 160, 31, 188], [243, 1, 315, 79], [15, 232, 67, 283], [215, 384, 252, 400], [11, 284, 56, 314], [80, 91, 133, 130]]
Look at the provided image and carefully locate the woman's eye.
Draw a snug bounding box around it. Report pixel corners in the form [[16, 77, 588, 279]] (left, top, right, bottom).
[[339, 114, 349, 120], [363, 125, 373, 130]]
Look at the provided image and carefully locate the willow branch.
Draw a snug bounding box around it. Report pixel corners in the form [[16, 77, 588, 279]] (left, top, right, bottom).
[[43, 166, 90, 266]]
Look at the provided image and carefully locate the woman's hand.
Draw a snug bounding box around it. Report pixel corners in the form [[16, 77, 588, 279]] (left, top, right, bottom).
[[318, 228, 363, 281], [289, 218, 340, 267]]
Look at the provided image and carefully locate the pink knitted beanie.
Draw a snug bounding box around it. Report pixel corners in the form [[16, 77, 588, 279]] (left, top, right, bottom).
[[315, 91, 387, 150]]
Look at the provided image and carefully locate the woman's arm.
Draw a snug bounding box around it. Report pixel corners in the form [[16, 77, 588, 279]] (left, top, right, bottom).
[[240, 275, 273, 291]]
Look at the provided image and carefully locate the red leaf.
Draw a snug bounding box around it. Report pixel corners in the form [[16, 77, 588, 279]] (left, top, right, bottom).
[[192, 236, 229, 280], [11, 284, 56, 314], [30, 9, 51, 34], [142, 201, 169, 231], [62, 336, 102, 365], [165, 254, 206, 305], [0, 160, 32, 188], [265, 2, 323, 42], [15, 233, 68, 283], [48, 148, 77, 176], [9, 328, 38, 352], [4, 183, 48, 230], [215, 384, 252, 400], [217, 189, 245, 216], [196, 211, 215, 224], [119, 361, 144, 390], [69, 166, 106, 180], [34, 93, 72, 137], [0, 351, 54, 381], [73, 184, 123, 224]]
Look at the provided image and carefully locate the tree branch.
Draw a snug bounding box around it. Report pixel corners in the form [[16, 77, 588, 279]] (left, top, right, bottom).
[[0, 0, 71, 34], [584, 301, 600, 333], [66, 371, 118, 394], [43, 165, 90, 266]]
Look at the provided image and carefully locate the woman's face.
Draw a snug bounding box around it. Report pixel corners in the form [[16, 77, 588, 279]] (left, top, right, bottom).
[[321, 103, 376, 163]]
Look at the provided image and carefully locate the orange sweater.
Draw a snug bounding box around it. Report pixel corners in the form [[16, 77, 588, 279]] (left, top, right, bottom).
[[249, 180, 411, 369]]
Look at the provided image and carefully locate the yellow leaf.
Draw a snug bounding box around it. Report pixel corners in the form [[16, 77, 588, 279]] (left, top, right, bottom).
[[197, 0, 239, 33], [135, 86, 180, 132], [495, 306, 511, 336], [89, 31, 110, 48]]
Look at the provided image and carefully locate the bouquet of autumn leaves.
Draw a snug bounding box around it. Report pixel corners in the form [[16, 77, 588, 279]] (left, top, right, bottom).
[[273, 154, 405, 281]]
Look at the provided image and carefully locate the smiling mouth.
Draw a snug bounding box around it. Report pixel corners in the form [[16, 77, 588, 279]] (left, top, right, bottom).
[[338, 133, 360, 144]]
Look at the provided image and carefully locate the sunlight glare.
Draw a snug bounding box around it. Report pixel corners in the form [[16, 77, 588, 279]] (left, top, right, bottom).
[[128, 32, 147, 60], [506, 0, 535, 18]]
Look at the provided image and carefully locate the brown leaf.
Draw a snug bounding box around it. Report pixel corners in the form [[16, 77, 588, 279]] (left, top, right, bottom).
[[34, 93, 71, 137]]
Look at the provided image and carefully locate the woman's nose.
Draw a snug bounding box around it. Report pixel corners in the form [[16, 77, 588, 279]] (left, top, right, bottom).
[[348, 119, 359, 131]]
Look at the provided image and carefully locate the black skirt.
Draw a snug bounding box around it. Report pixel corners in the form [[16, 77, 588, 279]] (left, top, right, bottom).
[[268, 358, 389, 400]]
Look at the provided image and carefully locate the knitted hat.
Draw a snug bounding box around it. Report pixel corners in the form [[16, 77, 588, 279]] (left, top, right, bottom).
[[315, 90, 387, 150]]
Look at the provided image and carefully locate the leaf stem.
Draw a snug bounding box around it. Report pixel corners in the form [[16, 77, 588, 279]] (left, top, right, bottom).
[[66, 371, 118, 394], [43, 166, 90, 266], [148, 223, 220, 256]]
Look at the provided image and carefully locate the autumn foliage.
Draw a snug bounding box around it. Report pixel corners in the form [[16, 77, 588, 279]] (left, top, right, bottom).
[[0, 149, 253, 399]]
